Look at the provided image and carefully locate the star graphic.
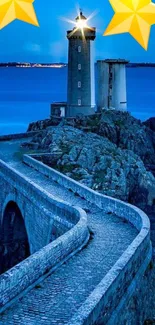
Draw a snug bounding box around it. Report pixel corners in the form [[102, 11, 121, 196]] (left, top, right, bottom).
[[0, 0, 39, 30], [103, 0, 155, 50]]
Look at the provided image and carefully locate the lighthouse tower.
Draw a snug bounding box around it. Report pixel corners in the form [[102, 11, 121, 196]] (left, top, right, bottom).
[[66, 11, 96, 117]]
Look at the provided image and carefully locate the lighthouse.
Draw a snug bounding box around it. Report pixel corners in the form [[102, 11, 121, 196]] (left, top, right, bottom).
[[50, 12, 128, 118], [66, 11, 96, 117]]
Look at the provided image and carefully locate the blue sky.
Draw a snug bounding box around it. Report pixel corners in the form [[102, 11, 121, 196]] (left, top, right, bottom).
[[0, 0, 155, 62]]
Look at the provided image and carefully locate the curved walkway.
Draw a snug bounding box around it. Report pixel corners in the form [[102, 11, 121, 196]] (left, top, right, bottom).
[[0, 139, 137, 325]]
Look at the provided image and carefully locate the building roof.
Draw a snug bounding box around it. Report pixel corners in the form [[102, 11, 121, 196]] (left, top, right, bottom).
[[51, 102, 67, 106], [75, 11, 87, 21], [97, 59, 129, 64]]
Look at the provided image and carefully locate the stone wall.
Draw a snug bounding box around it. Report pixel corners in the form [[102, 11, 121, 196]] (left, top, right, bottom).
[[23, 154, 152, 325], [0, 160, 89, 310], [111, 260, 155, 325], [0, 131, 38, 142], [0, 159, 86, 252], [0, 205, 88, 311], [0, 161, 54, 252]]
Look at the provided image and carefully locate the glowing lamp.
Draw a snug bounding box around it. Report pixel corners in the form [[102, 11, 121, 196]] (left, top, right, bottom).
[[75, 11, 88, 30]]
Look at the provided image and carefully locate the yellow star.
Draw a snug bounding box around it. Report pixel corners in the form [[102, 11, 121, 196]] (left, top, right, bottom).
[[0, 0, 39, 30], [104, 0, 155, 50]]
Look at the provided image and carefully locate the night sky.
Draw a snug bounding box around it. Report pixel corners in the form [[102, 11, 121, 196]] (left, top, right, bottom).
[[0, 0, 155, 63]]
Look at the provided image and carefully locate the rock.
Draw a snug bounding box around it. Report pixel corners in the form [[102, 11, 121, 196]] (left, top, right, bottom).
[[27, 117, 61, 132], [28, 124, 155, 214], [21, 142, 39, 150], [144, 320, 155, 325], [97, 111, 155, 167], [144, 117, 155, 132]]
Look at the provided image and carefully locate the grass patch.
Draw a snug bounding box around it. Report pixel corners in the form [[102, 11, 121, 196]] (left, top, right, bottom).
[[59, 143, 71, 155], [115, 120, 124, 127], [35, 284, 43, 289], [93, 170, 106, 185], [87, 116, 100, 128], [56, 163, 79, 174]]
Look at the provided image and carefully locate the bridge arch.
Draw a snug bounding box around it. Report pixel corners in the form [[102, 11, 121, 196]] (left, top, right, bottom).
[[0, 200, 30, 274], [1, 193, 25, 225]]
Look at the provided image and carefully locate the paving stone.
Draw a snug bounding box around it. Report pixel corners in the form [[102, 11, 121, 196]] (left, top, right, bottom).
[[0, 139, 137, 324]]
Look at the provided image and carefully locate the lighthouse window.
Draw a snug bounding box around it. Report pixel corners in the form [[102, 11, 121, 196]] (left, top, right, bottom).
[[78, 99, 81, 106], [78, 46, 81, 52], [78, 64, 81, 70], [78, 81, 81, 88]]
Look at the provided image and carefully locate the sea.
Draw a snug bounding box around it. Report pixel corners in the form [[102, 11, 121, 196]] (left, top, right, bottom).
[[0, 67, 154, 135]]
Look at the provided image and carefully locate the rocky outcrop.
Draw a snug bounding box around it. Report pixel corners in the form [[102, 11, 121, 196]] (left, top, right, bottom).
[[28, 111, 155, 168], [27, 117, 61, 132], [23, 125, 155, 215], [144, 117, 155, 132], [60, 111, 155, 168], [98, 112, 155, 166]]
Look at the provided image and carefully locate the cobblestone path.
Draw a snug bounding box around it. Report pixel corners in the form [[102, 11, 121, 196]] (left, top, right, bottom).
[[0, 140, 137, 325]]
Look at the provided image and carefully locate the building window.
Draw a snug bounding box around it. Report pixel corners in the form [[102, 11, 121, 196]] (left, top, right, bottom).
[[78, 99, 81, 106], [78, 81, 81, 88], [60, 107, 65, 117], [78, 46, 81, 52], [78, 64, 81, 70]]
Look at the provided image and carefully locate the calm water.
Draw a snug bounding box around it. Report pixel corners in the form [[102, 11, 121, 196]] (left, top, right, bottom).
[[0, 67, 154, 135]]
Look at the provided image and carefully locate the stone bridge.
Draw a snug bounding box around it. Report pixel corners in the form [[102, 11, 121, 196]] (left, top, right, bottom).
[[0, 134, 153, 325]]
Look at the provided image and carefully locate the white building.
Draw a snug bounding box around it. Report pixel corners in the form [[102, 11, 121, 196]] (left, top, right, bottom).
[[96, 59, 128, 112]]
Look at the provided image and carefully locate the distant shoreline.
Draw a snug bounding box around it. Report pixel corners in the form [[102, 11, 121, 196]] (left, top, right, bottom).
[[0, 62, 155, 68], [127, 63, 155, 68], [0, 63, 67, 68]]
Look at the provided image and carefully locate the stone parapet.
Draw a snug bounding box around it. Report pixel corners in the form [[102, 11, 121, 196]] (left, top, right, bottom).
[[0, 131, 38, 142], [0, 160, 89, 311], [23, 153, 152, 325]]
